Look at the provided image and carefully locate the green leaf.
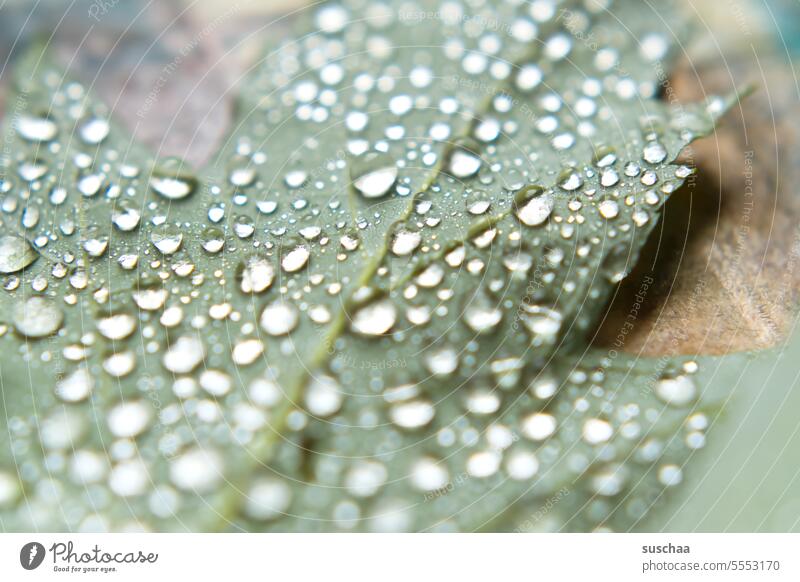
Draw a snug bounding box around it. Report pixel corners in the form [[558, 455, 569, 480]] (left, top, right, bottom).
[[0, 0, 736, 531]]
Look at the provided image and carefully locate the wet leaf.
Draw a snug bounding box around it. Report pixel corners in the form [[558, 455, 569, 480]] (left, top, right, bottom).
[[0, 0, 737, 531]]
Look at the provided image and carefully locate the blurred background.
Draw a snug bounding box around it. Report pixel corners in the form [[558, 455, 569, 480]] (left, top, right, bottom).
[[1, 0, 799, 532]]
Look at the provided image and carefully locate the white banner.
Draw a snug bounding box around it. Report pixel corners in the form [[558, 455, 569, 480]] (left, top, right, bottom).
[[0, 533, 796, 581]]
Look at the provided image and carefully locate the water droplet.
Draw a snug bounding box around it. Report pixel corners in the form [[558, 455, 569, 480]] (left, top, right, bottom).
[[425, 347, 459, 376], [200, 369, 233, 396], [281, 244, 310, 273], [516, 186, 553, 226], [655, 375, 696, 407], [79, 118, 110, 145], [151, 227, 183, 254], [245, 478, 292, 521], [521, 412, 556, 441], [598, 199, 619, 219], [133, 285, 168, 311], [305, 375, 343, 417], [657, 464, 683, 487], [151, 160, 198, 200], [230, 167, 256, 188], [506, 451, 539, 480], [170, 448, 223, 492], [558, 170, 583, 191], [108, 401, 151, 438], [97, 313, 137, 340], [260, 301, 299, 336], [643, 141, 668, 164], [163, 335, 206, 373], [351, 152, 398, 199], [390, 400, 435, 429], [390, 229, 421, 256], [351, 299, 397, 336], [345, 461, 387, 497], [103, 351, 136, 377], [112, 206, 141, 232], [17, 114, 57, 141], [467, 450, 501, 478], [0, 235, 37, 274], [411, 457, 449, 492], [464, 296, 502, 334], [448, 143, 482, 179], [13, 296, 63, 338], [239, 255, 275, 294], [202, 227, 225, 253], [56, 367, 94, 402], [583, 418, 613, 444], [465, 389, 501, 415], [228, 338, 264, 367], [519, 305, 562, 344]]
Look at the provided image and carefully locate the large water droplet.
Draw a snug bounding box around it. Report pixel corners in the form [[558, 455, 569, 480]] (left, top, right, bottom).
[[0, 235, 37, 274], [305, 375, 343, 417], [13, 296, 63, 338], [351, 152, 398, 199]]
